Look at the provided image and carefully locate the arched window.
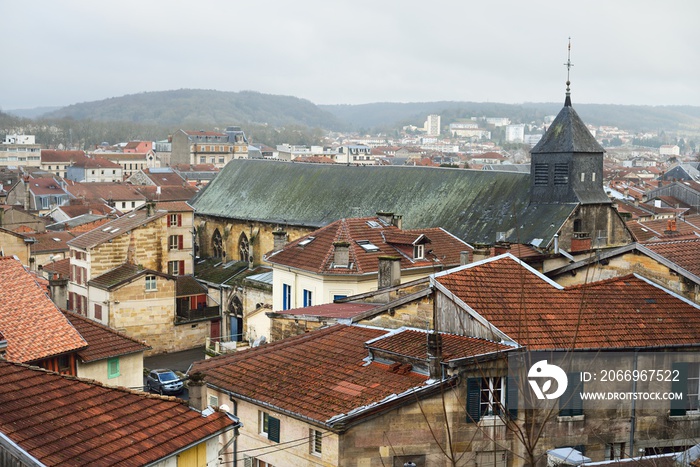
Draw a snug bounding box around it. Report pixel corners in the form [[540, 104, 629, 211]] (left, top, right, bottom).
[[212, 229, 223, 259], [239, 233, 251, 263]]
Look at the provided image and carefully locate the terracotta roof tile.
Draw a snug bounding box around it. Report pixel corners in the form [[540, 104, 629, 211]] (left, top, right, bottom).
[[641, 237, 700, 277], [64, 181, 147, 201], [41, 150, 87, 163], [68, 210, 167, 250], [0, 257, 87, 363], [626, 214, 700, 241], [41, 257, 71, 278], [135, 185, 198, 201], [267, 217, 471, 275], [191, 325, 428, 423], [278, 302, 378, 319], [63, 311, 150, 362], [367, 329, 512, 362], [435, 255, 700, 350], [30, 231, 75, 254], [0, 360, 234, 466]]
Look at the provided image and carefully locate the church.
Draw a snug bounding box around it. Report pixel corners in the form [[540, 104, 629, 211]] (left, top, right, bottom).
[[190, 86, 632, 266]]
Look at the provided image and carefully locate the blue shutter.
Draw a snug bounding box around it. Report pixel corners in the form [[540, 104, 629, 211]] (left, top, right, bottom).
[[466, 378, 481, 423]]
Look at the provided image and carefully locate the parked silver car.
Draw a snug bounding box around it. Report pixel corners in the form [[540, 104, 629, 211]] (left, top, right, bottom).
[[146, 369, 184, 395]]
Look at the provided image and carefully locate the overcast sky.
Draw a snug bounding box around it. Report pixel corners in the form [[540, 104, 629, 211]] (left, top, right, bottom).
[[2, 0, 699, 111]]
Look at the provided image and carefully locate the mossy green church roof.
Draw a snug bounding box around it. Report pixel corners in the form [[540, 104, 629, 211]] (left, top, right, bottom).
[[191, 160, 576, 248]]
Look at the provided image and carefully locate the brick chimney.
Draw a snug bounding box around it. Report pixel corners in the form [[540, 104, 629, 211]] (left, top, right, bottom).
[[272, 230, 287, 251], [378, 256, 401, 289], [333, 241, 350, 267], [472, 244, 490, 263], [23, 176, 31, 211]]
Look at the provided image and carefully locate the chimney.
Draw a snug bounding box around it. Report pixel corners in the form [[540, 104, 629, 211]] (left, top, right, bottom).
[[553, 234, 559, 254], [333, 241, 350, 267], [376, 211, 394, 225], [391, 214, 403, 230], [378, 256, 401, 289], [187, 373, 208, 411], [427, 331, 443, 379], [460, 250, 471, 265], [494, 241, 511, 255], [472, 244, 490, 263], [23, 176, 31, 210], [146, 202, 155, 217], [272, 230, 288, 251]]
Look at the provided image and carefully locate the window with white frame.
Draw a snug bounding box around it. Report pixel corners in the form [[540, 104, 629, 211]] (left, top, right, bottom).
[[208, 394, 219, 408], [480, 377, 505, 416], [145, 275, 157, 291], [259, 411, 280, 442], [310, 429, 322, 456], [413, 244, 425, 260]]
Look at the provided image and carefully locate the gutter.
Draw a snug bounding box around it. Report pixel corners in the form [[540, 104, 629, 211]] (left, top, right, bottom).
[[0, 431, 47, 467]]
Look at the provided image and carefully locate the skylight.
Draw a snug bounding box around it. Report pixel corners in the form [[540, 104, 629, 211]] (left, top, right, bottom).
[[298, 236, 315, 246], [357, 240, 380, 252], [366, 220, 382, 228], [102, 227, 112, 232]]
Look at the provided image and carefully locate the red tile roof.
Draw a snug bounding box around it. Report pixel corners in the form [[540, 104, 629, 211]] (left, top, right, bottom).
[[27, 176, 68, 196], [626, 214, 700, 241], [0, 360, 235, 466], [141, 168, 187, 186], [57, 202, 116, 218], [41, 257, 71, 279], [267, 217, 471, 275], [367, 329, 512, 362], [641, 237, 700, 277], [63, 311, 150, 362], [434, 255, 700, 350], [68, 209, 167, 250], [154, 200, 194, 212], [277, 302, 378, 319], [30, 231, 76, 254], [191, 325, 429, 423], [135, 184, 198, 201], [64, 181, 147, 201], [72, 156, 122, 169], [0, 256, 87, 363], [41, 150, 87, 163]]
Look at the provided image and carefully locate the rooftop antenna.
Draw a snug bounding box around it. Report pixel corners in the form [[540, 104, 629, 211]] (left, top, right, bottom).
[[564, 37, 574, 107]]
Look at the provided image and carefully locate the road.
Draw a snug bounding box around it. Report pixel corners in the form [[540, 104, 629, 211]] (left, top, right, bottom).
[[142, 346, 207, 401]]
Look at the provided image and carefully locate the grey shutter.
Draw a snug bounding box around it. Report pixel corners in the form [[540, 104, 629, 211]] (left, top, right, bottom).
[[268, 415, 280, 443]]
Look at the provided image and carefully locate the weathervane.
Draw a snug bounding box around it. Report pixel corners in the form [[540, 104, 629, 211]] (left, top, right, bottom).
[[564, 37, 573, 105]]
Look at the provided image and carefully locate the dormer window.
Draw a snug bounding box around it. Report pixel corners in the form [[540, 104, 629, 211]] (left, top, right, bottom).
[[413, 244, 425, 260]]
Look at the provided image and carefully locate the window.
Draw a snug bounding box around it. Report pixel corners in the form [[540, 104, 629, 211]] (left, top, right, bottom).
[[168, 260, 185, 275], [357, 240, 380, 252], [169, 213, 182, 227], [303, 289, 312, 307], [592, 172, 596, 182], [310, 429, 322, 456], [131, 201, 135, 208], [200, 156, 206, 164], [145, 275, 157, 291], [580, 172, 586, 182], [467, 376, 516, 422], [605, 443, 625, 461], [559, 372, 583, 417], [413, 244, 424, 260], [94, 304, 102, 320], [671, 362, 700, 416], [260, 412, 280, 442], [554, 163, 569, 185], [243, 456, 275, 467], [534, 163, 549, 186], [107, 357, 120, 379], [282, 284, 291, 311], [333, 294, 347, 301], [121, 202, 126, 208], [169, 234, 183, 250]]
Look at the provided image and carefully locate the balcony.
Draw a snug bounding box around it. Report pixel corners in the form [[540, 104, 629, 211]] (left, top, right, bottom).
[[175, 305, 220, 323]]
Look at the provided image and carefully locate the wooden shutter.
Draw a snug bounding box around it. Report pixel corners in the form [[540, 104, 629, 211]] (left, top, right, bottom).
[[267, 416, 280, 443], [178, 235, 184, 250], [177, 214, 182, 227], [671, 362, 688, 416], [179, 260, 185, 275], [466, 378, 481, 423]]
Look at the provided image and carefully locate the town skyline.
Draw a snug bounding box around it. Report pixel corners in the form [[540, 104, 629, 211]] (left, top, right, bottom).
[[2, 0, 699, 110]]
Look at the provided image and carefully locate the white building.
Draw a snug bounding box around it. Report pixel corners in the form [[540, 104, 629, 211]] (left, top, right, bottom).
[[505, 124, 525, 143], [0, 134, 41, 168], [425, 114, 441, 136]]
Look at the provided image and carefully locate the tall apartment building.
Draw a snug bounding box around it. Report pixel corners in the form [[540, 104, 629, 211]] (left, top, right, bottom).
[[0, 134, 41, 168], [425, 114, 441, 136]]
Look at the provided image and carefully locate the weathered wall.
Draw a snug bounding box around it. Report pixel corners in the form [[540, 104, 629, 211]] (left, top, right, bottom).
[[77, 351, 144, 389]]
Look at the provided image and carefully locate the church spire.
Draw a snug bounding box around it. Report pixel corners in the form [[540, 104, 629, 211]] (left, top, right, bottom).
[[564, 37, 573, 107]]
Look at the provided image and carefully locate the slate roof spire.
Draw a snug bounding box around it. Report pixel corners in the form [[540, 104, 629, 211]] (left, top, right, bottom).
[[564, 37, 573, 107]]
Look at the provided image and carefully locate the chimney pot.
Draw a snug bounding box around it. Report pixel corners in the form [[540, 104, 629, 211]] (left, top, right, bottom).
[[273, 230, 288, 251]]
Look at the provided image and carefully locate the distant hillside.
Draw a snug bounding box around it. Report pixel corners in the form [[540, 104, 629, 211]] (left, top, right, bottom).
[[6, 106, 61, 119], [42, 89, 347, 130], [320, 101, 700, 135]]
